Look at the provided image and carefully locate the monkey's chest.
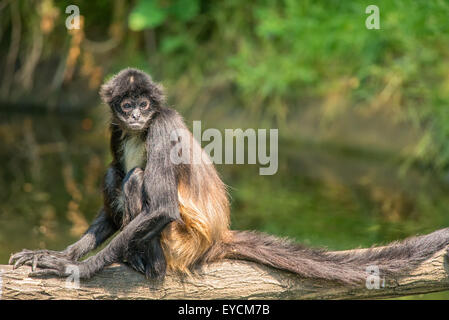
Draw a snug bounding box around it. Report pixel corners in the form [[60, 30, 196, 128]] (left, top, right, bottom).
[[120, 136, 147, 173]]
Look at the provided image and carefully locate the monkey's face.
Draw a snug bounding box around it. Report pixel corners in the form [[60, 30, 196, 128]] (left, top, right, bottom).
[[113, 96, 155, 131], [100, 68, 166, 131]]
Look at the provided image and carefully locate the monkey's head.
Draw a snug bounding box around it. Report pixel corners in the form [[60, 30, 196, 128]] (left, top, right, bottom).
[[100, 68, 165, 131]]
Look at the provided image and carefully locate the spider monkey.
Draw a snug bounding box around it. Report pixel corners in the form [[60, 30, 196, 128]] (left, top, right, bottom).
[[9, 68, 449, 284]]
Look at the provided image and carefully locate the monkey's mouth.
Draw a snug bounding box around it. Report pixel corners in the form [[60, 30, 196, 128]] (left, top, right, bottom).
[[128, 122, 146, 130]]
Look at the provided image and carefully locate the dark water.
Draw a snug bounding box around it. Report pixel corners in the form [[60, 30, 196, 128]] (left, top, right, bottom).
[[1, 109, 448, 299]]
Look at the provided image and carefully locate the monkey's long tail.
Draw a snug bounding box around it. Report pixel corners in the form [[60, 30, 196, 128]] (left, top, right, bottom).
[[204, 228, 449, 284]]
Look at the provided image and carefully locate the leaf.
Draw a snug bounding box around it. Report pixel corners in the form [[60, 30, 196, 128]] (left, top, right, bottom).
[[129, 0, 167, 31], [161, 36, 187, 53]]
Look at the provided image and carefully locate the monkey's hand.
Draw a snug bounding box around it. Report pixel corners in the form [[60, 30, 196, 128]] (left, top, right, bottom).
[[122, 167, 144, 218], [23, 254, 93, 279], [9, 249, 73, 271]]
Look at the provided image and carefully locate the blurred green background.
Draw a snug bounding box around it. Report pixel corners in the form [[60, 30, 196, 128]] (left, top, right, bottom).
[[1, 0, 449, 299]]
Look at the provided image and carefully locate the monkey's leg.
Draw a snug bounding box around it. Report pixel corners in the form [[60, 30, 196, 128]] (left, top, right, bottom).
[[27, 209, 174, 279], [122, 167, 168, 280], [9, 208, 117, 269]]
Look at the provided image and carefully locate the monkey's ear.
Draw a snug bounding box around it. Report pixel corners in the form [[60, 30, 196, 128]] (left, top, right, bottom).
[[99, 80, 114, 104]]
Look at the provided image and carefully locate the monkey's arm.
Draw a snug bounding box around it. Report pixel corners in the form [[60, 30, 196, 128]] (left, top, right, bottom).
[[26, 209, 174, 279], [141, 108, 182, 222], [63, 208, 117, 260], [9, 208, 117, 268]]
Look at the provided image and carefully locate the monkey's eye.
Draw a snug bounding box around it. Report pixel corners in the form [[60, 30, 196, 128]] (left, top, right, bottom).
[[139, 100, 149, 110], [121, 103, 132, 112]]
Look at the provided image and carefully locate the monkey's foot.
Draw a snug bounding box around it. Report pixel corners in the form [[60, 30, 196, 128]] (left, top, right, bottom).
[[125, 252, 167, 281], [9, 249, 70, 271], [126, 254, 146, 274]]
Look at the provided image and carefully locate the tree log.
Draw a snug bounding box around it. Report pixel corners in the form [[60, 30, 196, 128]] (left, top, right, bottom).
[[1, 245, 449, 300]]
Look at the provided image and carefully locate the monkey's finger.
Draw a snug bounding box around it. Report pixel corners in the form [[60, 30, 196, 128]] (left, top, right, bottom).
[[9, 250, 32, 264], [135, 256, 146, 273], [29, 269, 63, 278], [32, 254, 41, 271], [127, 257, 144, 274], [13, 255, 34, 269], [29, 257, 64, 271], [9, 249, 56, 265], [14, 253, 47, 270]]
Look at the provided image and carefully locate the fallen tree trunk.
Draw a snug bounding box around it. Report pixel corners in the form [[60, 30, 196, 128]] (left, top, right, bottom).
[[1, 245, 449, 300]]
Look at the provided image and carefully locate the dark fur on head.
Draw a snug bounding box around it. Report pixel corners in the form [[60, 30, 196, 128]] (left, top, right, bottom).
[[100, 68, 165, 106], [100, 68, 166, 131]]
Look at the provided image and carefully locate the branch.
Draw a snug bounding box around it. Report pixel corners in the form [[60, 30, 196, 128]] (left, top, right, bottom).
[[1, 245, 449, 299]]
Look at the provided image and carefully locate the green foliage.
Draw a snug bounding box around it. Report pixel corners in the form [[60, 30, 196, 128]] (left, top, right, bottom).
[[129, 0, 199, 30], [135, 0, 449, 171], [129, 0, 167, 30]]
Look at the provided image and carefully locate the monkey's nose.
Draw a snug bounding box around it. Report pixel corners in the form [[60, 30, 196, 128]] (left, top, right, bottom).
[[131, 111, 140, 120]]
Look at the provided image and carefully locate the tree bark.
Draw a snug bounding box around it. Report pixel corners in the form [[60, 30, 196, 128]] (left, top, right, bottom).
[[1, 245, 449, 300]]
